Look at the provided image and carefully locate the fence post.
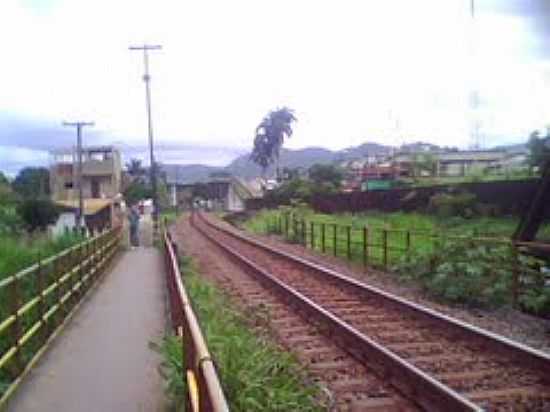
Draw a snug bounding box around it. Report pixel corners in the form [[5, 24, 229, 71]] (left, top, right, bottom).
[[511, 244, 520, 307], [321, 223, 326, 253], [293, 218, 298, 242], [301, 218, 306, 246], [346, 226, 352, 261], [333, 224, 337, 257], [406, 230, 411, 261], [285, 214, 289, 239], [363, 227, 368, 267], [383, 229, 388, 269], [310, 222, 315, 249]]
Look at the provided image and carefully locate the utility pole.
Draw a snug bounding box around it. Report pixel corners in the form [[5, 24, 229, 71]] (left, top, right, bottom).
[[62, 121, 95, 231], [129, 44, 162, 231]]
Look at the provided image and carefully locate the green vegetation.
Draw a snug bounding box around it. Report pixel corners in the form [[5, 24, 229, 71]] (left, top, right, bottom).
[[251, 107, 297, 178], [527, 128, 550, 171], [155, 255, 321, 411], [0, 232, 84, 283], [16, 199, 60, 233], [242, 207, 550, 314], [11, 167, 50, 200]]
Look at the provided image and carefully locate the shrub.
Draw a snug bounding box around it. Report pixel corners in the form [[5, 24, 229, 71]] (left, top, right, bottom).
[[428, 191, 477, 218], [16, 199, 60, 232]]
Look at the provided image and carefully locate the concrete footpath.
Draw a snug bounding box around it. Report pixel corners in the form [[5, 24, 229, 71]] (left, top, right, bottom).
[[6, 245, 167, 412]]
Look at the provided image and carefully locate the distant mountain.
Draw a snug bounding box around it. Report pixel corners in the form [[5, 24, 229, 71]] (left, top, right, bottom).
[[161, 142, 393, 184], [162, 163, 221, 184]]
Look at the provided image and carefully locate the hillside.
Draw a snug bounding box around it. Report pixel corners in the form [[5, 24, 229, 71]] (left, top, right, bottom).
[[162, 142, 393, 184], [160, 140, 527, 184]]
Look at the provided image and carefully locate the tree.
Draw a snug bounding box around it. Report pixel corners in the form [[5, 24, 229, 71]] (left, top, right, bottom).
[[17, 199, 59, 232], [12, 167, 50, 199], [308, 164, 343, 188], [251, 107, 297, 179], [0, 171, 9, 186], [125, 158, 145, 177], [527, 129, 550, 172], [123, 180, 152, 206]]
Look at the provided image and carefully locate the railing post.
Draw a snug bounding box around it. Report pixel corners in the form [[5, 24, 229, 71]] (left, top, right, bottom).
[[321, 223, 326, 253], [310, 222, 315, 249], [10, 273, 22, 376], [383, 229, 388, 269], [346, 226, 352, 261], [333, 224, 337, 256], [37, 253, 47, 346], [79, 242, 85, 294], [293, 218, 298, 242]]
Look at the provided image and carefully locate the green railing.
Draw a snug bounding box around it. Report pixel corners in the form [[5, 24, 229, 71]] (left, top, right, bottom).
[[0, 228, 121, 407]]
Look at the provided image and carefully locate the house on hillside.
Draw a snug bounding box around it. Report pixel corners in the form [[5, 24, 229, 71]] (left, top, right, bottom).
[[391, 149, 527, 178], [49, 146, 123, 231]]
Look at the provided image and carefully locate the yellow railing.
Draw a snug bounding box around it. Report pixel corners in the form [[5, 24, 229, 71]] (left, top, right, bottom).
[[0, 227, 121, 409], [163, 225, 229, 412]]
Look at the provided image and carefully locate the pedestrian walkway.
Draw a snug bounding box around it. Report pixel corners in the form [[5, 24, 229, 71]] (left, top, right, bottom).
[[6, 246, 166, 412]]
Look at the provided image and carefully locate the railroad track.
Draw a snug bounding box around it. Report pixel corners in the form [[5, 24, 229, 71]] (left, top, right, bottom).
[[191, 212, 550, 411]]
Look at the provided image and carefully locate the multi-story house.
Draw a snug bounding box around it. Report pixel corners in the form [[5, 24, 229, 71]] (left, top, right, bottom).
[[49, 146, 123, 233], [50, 146, 122, 201]]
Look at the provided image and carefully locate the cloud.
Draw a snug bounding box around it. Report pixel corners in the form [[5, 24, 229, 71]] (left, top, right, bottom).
[[0, 0, 549, 172]]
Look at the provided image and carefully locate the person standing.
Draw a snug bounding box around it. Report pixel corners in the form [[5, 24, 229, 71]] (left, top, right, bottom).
[[128, 205, 141, 248]]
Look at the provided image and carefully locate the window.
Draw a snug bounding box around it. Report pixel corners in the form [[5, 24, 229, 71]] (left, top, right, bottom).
[[64, 181, 74, 189]]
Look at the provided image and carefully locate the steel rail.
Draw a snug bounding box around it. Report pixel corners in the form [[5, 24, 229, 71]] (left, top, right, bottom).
[[194, 212, 550, 410], [162, 226, 229, 412], [192, 213, 480, 411], [197, 212, 550, 373]]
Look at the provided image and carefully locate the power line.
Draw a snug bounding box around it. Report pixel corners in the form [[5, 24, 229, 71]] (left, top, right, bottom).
[[62, 121, 95, 230], [129, 44, 162, 229]]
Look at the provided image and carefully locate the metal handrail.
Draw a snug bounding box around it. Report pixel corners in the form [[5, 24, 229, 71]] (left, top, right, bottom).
[[162, 227, 229, 412], [0, 227, 121, 408]]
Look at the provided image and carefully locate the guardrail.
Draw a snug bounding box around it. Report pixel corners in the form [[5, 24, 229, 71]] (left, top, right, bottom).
[[0, 227, 121, 408], [162, 226, 229, 412]]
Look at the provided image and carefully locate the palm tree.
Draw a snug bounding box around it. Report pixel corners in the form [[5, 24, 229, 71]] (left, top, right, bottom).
[[126, 158, 145, 177], [251, 107, 297, 180]]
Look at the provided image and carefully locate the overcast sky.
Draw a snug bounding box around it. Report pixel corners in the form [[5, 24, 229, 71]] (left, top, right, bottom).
[[1, 0, 549, 174]]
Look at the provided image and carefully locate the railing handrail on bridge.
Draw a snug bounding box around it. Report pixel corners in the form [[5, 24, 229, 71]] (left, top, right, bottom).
[[0, 227, 121, 409], [162, 225, 229, 412]]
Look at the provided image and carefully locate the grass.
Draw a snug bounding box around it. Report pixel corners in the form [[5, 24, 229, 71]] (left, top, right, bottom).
[[243, 207, 529, 268], [0, 232, 84, 281], [242, 208, 550, 312], [155, 255, 322, 412], [0, 230, 87, 398]]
